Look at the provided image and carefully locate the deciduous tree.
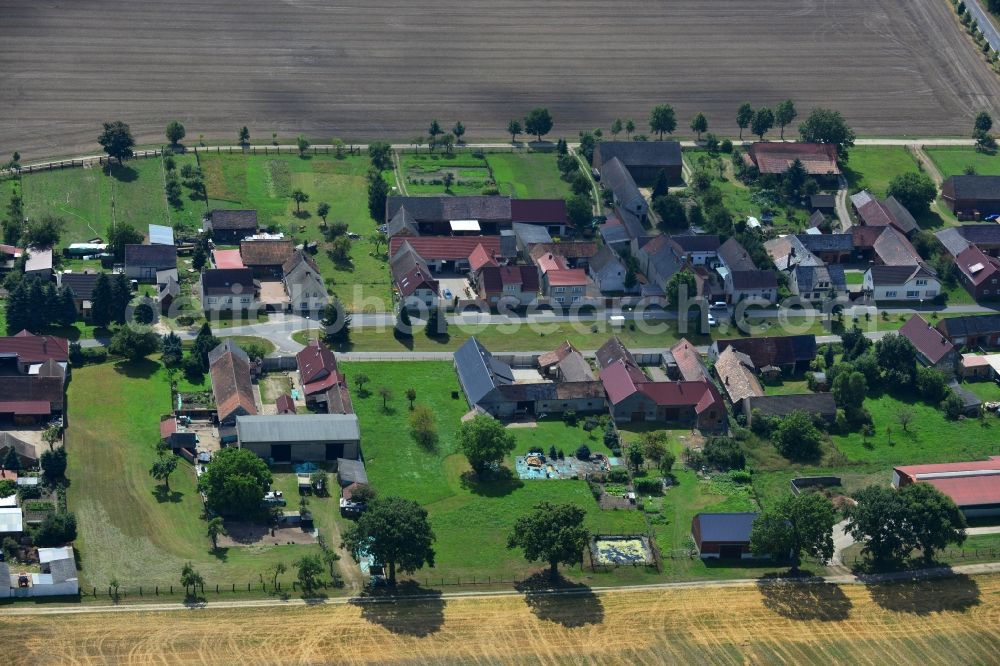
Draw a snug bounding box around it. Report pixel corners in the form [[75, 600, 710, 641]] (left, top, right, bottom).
[[751, 107, 774, 141], [457, 414, 516, 476], [649, 104, 677, 139], [773, 410, 822, 461], [524, 108, 553, 142], [690, 112, 708, 140], [206, 516, 227, 550], [197, 448, 272, 517], [775, 100, 797, 140], [750, 493, 836, 572], [798, 107, 856, 158], [149, 455, 178, 491], [901, 482, 967, 564], [507, 502, 589, 579], [887, 172, 936, 214], [342, 496, 436, 586], [736, 102, 753, 140], [165, 121, 185, 146], [98, 121, 135, 163]]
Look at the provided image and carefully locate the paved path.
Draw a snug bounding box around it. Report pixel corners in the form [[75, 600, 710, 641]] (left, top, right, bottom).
[[831, 520, 856, 566], [968, 525, 1000, 536], [965, 0, 1000, 53], [2, 561, 998, 617], [835, 175, 852, 231]]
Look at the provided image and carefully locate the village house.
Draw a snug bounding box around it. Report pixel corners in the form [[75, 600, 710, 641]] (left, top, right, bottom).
[[200, 268, 258, 313], [599, 220, 631, 254], [789, 264, 848, 302], [634, 235, 685, 293], [670, 234, 721, 266], [952, 244, 1000, 301], [713, 346, 764, 408], [709, 335, 817, 376], [388, 236, 508, 274], [588, 246, 629, 293], [862, 265, 940, 302], [936, 314, 1000, 350], [716, 237, 777, 304], [282, 250, 328, 313], [850, 190, 918, 236], [125, 244, 177, 282], [510, 199, 569, 236], [662, 338, 710, 382], [206, 209, 259, 244], [941, 175, 1000, 219], [593, 140, 683, 183], [899, 314, 959, 374], [0, 332, 69, 427], [56, 271, 103, 321], [474, 264, 540, 307], [390, 241, 440, 311], [24, 246, 53, 280], [535, 252, 589, 304], [208, 340, 258, 428], [296, 340, 353, 414], [599, 157, 648, 223]]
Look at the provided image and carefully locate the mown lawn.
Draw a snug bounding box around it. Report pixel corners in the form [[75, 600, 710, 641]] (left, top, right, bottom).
[[196, 153, 391, 311], [843, 147, 921, 198], [486, 152, 573, 199], [341, 361, 647, 582], [925, 146, 1000, 178], [66, 359, 323, 588], [962, 379, 1000, 402], [19, 160, 170, 246]]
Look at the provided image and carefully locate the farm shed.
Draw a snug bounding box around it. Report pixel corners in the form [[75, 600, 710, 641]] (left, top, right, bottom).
[[691, 512, 759, 559], [893, 457, 1000, 518], [337, 458, 369, 487], [235, 414, 360, 463]]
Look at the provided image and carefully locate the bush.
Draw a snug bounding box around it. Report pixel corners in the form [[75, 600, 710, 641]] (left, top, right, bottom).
[[606, 468, 629, 483], [582, 416, 599, 432], [32, 511, 77, 547], [728, 469, 752, 484], [575, 444, 591, 460], [942, 392, 964, 420], [563, 410, 578, 426], [720, 139, 733, 153], [703, 437, 746, 471], [634, 478, 663, 495]]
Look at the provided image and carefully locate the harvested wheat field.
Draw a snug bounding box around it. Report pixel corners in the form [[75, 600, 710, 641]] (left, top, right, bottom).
[[4, 575, 1000, 664], [2, 0, 999, 160]]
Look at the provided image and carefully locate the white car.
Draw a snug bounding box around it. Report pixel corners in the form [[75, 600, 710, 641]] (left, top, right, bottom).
[[707, 313, 718, 327]]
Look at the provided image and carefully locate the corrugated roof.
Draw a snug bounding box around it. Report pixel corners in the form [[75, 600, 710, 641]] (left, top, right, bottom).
[[240, 239, 294, 267], [385, 196, 512, 224], [454, 337, 514, 406], [148, 224, 175, 246], [594, 141, 683, 169], [210, 209, 258, 230], [236, 414, 360, 443], [693, 512, 758, 543], [600, 157, 644, 207], [389, 236, 502, 261], [943, 176, 1000, 202], [125, 244, 177, 269]]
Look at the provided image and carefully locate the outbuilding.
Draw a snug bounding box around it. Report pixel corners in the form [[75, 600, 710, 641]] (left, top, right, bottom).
[[235, 414, 360, 463], [691, 512, 759, 559]]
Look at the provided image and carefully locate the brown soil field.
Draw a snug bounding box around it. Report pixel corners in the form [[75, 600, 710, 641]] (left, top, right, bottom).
[[4, 574, 1000, 664], [2, 0, 999, 160]]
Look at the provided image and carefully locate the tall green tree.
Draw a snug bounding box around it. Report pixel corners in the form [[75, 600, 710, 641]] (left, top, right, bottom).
[[109, 324, 160, 361], [110, 273, 132, 324], [452, 121, 466, 143], [149, 455, 178, 491], [507, 119, 522, 143], [197, 448, 272, 517], [165, 121, 186, 146], [524, 108, 553, 142], [625, 119, 636, 139], [368, 141, 393, 171], [736, 102, 754, 140], [296, 135, 310, 156], [773, 410, 822, 460], [507, 502, 590, 580], [107, 222, 143, 262], [846, 485, 914, 567], [649, 104, 677, 139], [180, 562, 204, 597], [974, 111, 993, 134], [610, 118, 623, 138], [690, 112, 708, 140], [89, 273, 115, 328], [24, 215, 65, 247], [750, 493, 836, 572], [901, 483, 967, 564], [206, 516, 227, 550], [192, 322, 220, 371], [874, 333, 917, 387], [295, 554, 324, 592], [238, 126, 251, 146], [798, 107, 856, 158], [887, 172, 936, 215], [98, 121, 136, 163], [665, 269, 697, 305], [55, 286, 78, 327], [751, 107, 774, 141], [565, 194, 592, 231], [342, 496, 436, 586], [653, 194, 686, 230], [367, 168, 389, 221], [291, 189, 309, 213], [457, 415, 516, 477], [775, 100, 797, 140], [162, 332, 183, 368]]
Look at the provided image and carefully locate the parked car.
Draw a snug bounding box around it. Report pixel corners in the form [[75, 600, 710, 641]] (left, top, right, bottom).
[[262, 490, 286, 506], [710, 301, 728, 310], [442, 288, 453, 300]]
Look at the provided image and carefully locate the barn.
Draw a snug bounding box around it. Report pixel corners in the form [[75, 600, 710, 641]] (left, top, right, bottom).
[[691, 512, 759, 559]]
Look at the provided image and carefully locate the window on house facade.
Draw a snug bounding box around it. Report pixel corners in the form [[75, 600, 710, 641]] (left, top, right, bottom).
[[554, 286, 565, 293], [906, 291, 918, 298], [886, 290, 897, 298], [916, 279, 927, 286]]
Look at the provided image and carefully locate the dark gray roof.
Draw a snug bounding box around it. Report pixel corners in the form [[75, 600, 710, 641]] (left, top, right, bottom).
[[594, 141, 683, 168], [208, 339, 249, 366], [793, 264, 846, 292], [670, 234, 721, 253], [387, 205, 418, 237], [386, 196, 512, 223], [57, 272, 102, 300], [589, 245, 624, 274], [731, 270, 778, 290], [867, 264, 935, 286], [808, 210, 826, 228], [797, 233, 853, 253], [883, 196, 918, 235], [202, 268, 255, 294], [943, 175, 1000, 201], [935, 228, 971, 257], [957, 224, 1000, 245], [948, 380, 983, 409], [938, 314, 1000, 338], [617, 208, 647, 240], [717, 238, 756, 271], [454, 337, 514, 406], [600, 157, 644, 208], [713, 335, 817, 367], [210, 209, 258, 230], [693, 512, 758, 543], [337, 458, 368, 486], [47, 556, 78, 583], [810, 194, 836, 208], [125, 244, 177, 269], [600, 222, 631, 246], [745, 393, 837, 419]]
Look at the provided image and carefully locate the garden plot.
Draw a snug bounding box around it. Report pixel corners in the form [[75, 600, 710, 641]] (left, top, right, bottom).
[[591, 536, 655, 566]]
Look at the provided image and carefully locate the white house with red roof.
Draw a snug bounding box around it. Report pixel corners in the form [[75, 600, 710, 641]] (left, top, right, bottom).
[[899, 314, 959, 374], [296, 340, 353, 414]]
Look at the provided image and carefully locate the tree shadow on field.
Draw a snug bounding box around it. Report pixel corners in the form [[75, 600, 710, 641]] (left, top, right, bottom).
[[106, 163, 138, 182], [460, 467, 523, 497], [151, 485, 183, 504], [756, 573, 852, 621], [866, 572, 980, 615], [351, 582, 445, 637], [114, 358, 160, 379], [515, 572, 604, 628]]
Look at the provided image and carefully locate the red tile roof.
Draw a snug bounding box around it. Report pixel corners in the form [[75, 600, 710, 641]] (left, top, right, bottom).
[[510, 199, 568, 225], [209, 348, 257, 423], [534, 252, 566, 274], [747, 143, 840, 175], [956, 245, 1000, 287], [397, 266, 439, 298], [546, 268, 588, 287], [599, 361, 644, 405], [468, 244, 498, 272], [670, 338, 708, 381], [160, 417, 177, 439], [638, 380, 723, 414], [896, 457, 1000, 508], [0, 333, 69, 364], [213, 249, 245, 269], [389, 236, 502, 261], [899, 315, 955, 365], [296, 340, 340, 385], [276, 394, 296, 414]]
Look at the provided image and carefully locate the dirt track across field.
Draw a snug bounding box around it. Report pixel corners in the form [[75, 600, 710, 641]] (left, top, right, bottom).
[[4, 574, 1000, 664], [2, 0, 999, 160]]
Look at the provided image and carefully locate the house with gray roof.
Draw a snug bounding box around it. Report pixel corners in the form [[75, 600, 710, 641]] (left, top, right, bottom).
[[790, 264, 848, 302], [385, 196, 513, 235], [670, 234, 721, 265], [588, 246, 629, 293], [125, 244, 177, 282], [636, 235, 686, 292], [453, 337, 515, 414], [863, 265, 940, 302], [282, 250, 328, 314], [207, 210, 259, 243], [691, 512, 760, 559], [235, 414, 360, 462], [0, 546, 78, 598], [600, 157, 648, 222]]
